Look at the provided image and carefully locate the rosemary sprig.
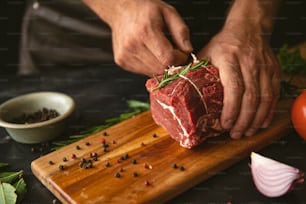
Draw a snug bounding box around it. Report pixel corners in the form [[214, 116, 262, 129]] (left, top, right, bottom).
[[153, 58, 209, 91], [51, 99, 150, 150]]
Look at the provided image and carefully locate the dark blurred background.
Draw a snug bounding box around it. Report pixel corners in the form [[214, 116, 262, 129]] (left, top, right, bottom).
[[1, 0, 305, 75], [1, 0, 26, 74]]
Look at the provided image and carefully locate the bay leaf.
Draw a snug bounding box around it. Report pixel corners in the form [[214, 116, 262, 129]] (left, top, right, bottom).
[[0, 182, 17, 204]]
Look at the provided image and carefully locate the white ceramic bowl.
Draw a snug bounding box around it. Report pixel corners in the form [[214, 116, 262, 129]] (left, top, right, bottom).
[[0, 92, 75, 144]]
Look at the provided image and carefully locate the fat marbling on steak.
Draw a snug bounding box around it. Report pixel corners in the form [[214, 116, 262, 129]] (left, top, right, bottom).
[[145, 57, 225, 148]]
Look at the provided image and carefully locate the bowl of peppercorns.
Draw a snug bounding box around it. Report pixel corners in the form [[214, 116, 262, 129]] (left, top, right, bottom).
[[0, 92, 75, 144]]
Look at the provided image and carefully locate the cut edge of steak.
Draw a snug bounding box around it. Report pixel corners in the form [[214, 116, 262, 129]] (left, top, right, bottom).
[[146, 57, 225, 149]]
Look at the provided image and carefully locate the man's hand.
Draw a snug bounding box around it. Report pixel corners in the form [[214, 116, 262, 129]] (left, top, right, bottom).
[[83, 0, 193, 76], [198, 0, 281, 139]]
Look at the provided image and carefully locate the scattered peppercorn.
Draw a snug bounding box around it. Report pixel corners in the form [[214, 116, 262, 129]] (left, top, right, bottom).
[[124, 153, 129, 160], [105, 161, 110, 167], [86, 162, 93, 169], [49, 160, 54, 165], [144, 163, 152, 169], [85, 142, 90, 146], [119, 167, 124, 172], [115, 172, 121, 178], [103, 131, 108, 136], [172, 163, 178, 169], [59, 165, 65, 170], [90, 152, 98, 158], [152, 133, 158, 138], [63, 157, 68, 162], [76, 145, 81, 150], [133, 172, 138, 177], [80, 161, 86, 169], [112, 140, 116, 144], [93, 156, 98, 161], [180, 166, 185, 171], [102, 143, 109, 148], [132, 159, 137, 164]]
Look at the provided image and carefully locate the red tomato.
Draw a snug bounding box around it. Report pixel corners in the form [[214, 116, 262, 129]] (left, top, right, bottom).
[[291, 90, 306, 140]]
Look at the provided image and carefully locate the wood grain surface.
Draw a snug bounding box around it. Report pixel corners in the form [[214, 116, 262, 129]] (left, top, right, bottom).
[[31, 99, 293, 204]]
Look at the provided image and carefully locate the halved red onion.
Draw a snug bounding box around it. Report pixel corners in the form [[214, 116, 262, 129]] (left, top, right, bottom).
[[250, 152, 304, 197]]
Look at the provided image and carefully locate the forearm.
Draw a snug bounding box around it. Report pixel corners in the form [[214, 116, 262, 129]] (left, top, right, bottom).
[[224, 0, 281, 41], [82, 0, 122, 26]]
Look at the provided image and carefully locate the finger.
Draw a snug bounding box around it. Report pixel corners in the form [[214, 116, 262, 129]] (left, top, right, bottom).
[[229, 56, 260, 139], [211, 54, 244, 131], [144, 27, 189, 67], [134, 44, 166, 75], [262, 63, 281, 127], [112, 33, 165, 76], [245, 66, 273, 136], [162, 5, 193, 53], [117, 53, 157, 76]]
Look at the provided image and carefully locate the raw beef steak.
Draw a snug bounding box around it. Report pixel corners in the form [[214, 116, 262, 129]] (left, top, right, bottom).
[[146, 58, 224, 148]]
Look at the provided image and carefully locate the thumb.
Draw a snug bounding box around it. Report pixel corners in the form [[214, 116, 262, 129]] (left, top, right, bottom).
[[162, 6, 193, 53]]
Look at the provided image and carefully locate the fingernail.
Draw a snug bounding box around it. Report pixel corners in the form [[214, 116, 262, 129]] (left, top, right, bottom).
[[245, 128, 256, 137], [231, 132, 242, 139], [223, 119, 234, 129], [261, 120, 270, 128], [183, 39, 193, 52]]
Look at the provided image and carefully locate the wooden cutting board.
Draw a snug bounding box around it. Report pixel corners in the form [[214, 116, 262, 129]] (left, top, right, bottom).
[[31, 99, 293, 204]]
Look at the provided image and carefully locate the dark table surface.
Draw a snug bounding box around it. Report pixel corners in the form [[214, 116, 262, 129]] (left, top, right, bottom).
[[0, 65, 305, 204]]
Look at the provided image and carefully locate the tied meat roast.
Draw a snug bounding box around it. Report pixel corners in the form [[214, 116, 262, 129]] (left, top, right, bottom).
[[146, 59, 225, 148]]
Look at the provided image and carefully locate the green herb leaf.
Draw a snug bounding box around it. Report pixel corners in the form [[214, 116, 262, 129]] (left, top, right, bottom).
[[13, 178, 27, 203], [127, 100, 150, 110], [278, 44, 306, 97], [0, 163, 8, 168], [0, 171, 23, 184], [278, 44, 306, 80], [0, 182, 17, 204]]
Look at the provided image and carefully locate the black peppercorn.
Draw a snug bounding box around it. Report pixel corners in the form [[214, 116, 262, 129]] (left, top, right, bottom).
[[103, 131, 108, 136], [49, 160, 54, 165], [85, 142, 90, 146], [63, 157, 68, 162], [172, 163, 178, 169], [59, 165, 65, 170], [86, 162, 93, 169], [105, 162, 110, 167], [132, 159, 137, 164], [152, 133, 158, 138], [133, 172, 138, 177], [180, 166, 185, 171], [76, 145, 81, 150], [115, 172, 121, 178]]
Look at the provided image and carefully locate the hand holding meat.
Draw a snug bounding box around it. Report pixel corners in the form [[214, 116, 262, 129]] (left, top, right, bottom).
[[198, 0, 281, 139], [83, 0, 193, 76]]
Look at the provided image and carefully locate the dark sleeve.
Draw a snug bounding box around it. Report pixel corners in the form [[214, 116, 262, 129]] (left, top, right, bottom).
[[19, 0, 113, 75]]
